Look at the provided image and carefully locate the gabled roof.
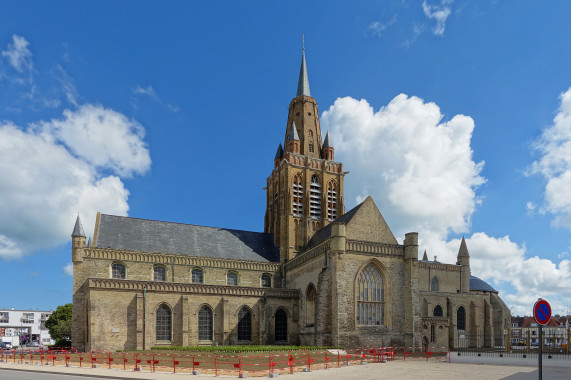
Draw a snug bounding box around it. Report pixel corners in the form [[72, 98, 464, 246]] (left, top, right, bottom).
[[305, 196, 397, 250], [94, 214, 280, 262], [469, 276, 497, 293]]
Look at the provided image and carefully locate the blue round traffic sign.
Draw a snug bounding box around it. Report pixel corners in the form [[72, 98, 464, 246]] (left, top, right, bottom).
[[533, 299, 551, 325]]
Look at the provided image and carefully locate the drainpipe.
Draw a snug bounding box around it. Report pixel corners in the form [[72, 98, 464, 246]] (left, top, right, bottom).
[[143, 287, 147, 350]]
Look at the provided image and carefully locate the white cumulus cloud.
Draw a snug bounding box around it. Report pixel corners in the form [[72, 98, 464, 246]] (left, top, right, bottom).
[[321, 94, 484, 241], [321, 93, 571, 316], [422, 1, 453, 36], [1, 35, 33, 72], [0, 105, 151, 260], [36, 104, 151, 177], [528, 87, 571, 230], [62, 262, 73, 276]]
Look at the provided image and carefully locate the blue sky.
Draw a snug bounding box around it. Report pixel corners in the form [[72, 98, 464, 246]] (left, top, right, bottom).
[[1, 1, 571, 316]]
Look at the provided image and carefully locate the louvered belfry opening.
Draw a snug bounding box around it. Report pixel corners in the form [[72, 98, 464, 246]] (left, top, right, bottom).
[[310, 175, 321, 219]]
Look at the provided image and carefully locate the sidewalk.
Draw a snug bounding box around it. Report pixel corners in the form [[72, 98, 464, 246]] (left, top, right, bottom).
[[2, 357, 571, 380]]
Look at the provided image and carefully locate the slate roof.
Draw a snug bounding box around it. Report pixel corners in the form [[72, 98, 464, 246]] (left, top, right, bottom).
[[72, 215, 86, 237], [470, 276, 497, 293], [296, 49, 311, 97], [94, 214, 280, 262], [305, 201, 366, 250]]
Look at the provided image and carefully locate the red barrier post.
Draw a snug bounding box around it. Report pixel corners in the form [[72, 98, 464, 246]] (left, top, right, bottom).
[[192, 355, 195, 373], [79, 353, 83, 367], [134, 353, 138, 371], [289, 352, 293, 374], [215, 355, 218, 376]]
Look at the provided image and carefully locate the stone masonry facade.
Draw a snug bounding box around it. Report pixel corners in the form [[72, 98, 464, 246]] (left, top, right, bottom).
[[71, 50, 511, 352]]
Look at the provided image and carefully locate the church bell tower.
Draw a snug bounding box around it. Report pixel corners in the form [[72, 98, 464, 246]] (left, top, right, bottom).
[[264, 46, 346, 262]]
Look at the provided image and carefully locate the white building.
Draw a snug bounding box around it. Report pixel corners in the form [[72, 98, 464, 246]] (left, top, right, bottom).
[[0, 308, 55, 347]]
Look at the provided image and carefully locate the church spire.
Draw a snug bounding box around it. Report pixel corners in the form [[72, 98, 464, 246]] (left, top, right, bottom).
[[296, 38, 311, 97]]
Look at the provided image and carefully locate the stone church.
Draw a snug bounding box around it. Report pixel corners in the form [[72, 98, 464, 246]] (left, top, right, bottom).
[[71, 49, 510, 352]]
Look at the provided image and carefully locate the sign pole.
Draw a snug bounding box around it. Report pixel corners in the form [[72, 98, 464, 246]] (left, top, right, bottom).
[[538, 324, 542, 380], [533, 298, 551, 380]]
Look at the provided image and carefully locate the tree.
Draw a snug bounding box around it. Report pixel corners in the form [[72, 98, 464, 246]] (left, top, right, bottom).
[[44, 303, 72, 346]]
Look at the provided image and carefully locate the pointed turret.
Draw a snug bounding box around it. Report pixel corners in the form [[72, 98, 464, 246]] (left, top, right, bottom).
[[71, 214, 86, 248], [322, 131, 334, 160], [287, 121, 300, 141], [422, 250, 428, 261], [72, 215, 85, 237], [274, 143, 284, 167], [323, 131, 332, 148], [456, 236, 471, 292], [285, 122, 300, 154], [296, 49, 311, 97], [458, 236, 470, 258]]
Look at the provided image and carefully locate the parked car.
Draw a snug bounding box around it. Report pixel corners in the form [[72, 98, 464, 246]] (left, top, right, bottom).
[[0, 342, 12, 349], [31, 341, 39, 347]]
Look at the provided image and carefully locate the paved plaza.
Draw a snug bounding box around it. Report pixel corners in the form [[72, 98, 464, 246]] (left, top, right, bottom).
[[2, 357, 571, 380]]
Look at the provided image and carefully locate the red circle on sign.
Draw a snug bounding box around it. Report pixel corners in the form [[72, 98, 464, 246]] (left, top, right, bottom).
[[533, 299, 551, 325]]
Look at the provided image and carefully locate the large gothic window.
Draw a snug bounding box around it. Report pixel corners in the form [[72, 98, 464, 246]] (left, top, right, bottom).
[[431, 277, 439, 292], [306, 284, 317, 327], [275, 308, 288, 342], [237, 307, 252, 341], [327, 180, 337, 221], [457, 306, 466, 331], [112, 263, 126, 279], [156, 304, 171, 341], [309, 175, 321, 219], [154, 265, 166, 282], [293, 175, 304, 217], [434, 305, 443, 317], [198, 306, 213, 341], [356, 264, 384, 326]]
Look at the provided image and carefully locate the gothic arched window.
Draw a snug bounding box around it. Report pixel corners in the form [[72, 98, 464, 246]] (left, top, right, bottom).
[[154, 265, 166, 282], [192, 268, 204, 283], [198, 305, 213, 341], [112, 263, 125, 279], [293, 175, 304, 217], [431, 277, 439, 292], [309, 175, 321, 219], [275, 308, 288, 342], [434, 305, 443, 317], [227, 271, 238, 286], [327, 180, 337, 221], [156, 304, 171, 341], [356, 263, 384, 326], [237, 307, 252, 341], [457, 306, 466, 331], [306, 284, 317, 327]]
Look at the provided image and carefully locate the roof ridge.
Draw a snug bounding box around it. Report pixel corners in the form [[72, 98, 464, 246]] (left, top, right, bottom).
[[99, 213, 270, 236]]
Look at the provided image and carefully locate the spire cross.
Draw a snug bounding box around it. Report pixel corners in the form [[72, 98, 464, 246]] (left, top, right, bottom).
[[302, 34, 305, 51]]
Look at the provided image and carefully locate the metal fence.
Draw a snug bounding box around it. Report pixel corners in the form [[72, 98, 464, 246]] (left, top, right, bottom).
[[455, 331, 571, 360]]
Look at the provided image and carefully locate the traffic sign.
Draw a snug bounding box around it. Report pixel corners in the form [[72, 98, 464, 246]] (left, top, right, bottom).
[[533, 299, 551, 326]]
